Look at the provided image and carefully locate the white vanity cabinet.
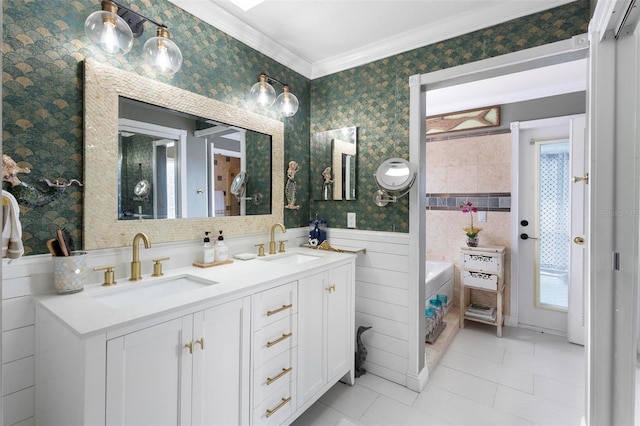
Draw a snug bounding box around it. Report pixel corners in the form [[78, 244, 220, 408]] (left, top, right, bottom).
[[105, 297, 251, 426], [297, 263, 354, 408], [34, 251, 356, 426]]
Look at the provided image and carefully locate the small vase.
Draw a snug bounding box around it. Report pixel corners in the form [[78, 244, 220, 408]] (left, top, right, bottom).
[[466, 236, 479, 247]]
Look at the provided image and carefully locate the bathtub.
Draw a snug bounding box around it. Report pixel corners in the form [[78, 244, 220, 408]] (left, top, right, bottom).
[[426, 260, 454, 309]]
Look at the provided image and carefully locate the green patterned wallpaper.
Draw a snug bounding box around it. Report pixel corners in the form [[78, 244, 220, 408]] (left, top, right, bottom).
[[245, 130, 272, 216], [309, 1, 590, 232], [2, 0, 589, 254], [2, 0, 310, 255]]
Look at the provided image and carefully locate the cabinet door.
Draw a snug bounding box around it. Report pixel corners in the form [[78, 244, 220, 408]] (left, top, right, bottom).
[[297, 273, 327, 405], [106, 316, 192, 426], [192, 297, 251, 426], [327, 263, 351, 381]]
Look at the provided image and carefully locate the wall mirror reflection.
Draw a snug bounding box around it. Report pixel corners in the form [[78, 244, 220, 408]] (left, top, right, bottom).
[[310, 126, 357, 201], [118, 97, 272, 220]]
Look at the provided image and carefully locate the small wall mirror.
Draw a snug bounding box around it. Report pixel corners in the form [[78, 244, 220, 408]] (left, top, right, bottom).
[[310, 126, 357, 201], [373, 158, 417, 206]]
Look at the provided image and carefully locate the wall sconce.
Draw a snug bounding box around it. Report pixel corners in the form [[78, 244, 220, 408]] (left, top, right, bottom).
[[84, 0, 183, 75], [250, 73, 299, 117], [373, 158, 417, 207]]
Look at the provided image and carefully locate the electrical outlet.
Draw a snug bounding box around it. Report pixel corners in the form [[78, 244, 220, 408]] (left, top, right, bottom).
[[347, 212, 356, 228], [478, 211, 487, 222]]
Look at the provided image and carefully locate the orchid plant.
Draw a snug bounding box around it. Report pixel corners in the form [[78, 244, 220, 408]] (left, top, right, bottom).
[[460, 201, 482, 238]]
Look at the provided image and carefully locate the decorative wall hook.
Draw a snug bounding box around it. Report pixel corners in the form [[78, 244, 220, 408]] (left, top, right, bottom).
[[2, 154, 83, 207]]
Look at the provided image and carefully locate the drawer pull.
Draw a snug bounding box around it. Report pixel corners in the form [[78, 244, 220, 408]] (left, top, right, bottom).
[[266, 367, 292, 385], [184, 341, 193, 354], [195, 337, 205, 350], [266, 397, 291, 418], [266, 332, 292, 348], [267, 304, 292, 316]]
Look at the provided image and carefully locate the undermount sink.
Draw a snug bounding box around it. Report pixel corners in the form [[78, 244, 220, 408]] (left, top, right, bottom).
[[260, 252, 322, 265], [91, 275, 218, 309]]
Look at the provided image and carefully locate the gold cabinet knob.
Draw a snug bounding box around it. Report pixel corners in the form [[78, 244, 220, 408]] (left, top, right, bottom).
[[94, 265, 116, 286], [573, 236, 585, 245], [152, 257, 170, 277]]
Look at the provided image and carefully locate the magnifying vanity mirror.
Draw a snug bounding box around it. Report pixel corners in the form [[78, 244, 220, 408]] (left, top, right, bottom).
[[230, 172, 247, 199], [310, 126, 357, 201], [373, 158, 417, 207], [84, 59, 283, 249]]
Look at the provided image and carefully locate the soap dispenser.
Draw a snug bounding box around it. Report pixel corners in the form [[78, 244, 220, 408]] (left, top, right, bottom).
[[203, 231, 215, 264], [214, 230, 228, 262]]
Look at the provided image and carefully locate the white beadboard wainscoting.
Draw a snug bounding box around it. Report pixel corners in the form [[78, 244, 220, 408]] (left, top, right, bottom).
[[3, 256, 43, 426], [323, 229, 414, 387]]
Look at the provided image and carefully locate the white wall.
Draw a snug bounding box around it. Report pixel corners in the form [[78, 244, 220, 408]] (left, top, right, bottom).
[[326, 229, 413, 386]]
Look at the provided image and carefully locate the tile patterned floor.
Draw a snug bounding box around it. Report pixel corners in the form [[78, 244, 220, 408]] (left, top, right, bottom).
[[292, 321, 586, 426]]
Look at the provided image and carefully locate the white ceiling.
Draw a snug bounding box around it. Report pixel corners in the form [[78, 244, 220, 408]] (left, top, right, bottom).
[[168, 0, 577, 79]]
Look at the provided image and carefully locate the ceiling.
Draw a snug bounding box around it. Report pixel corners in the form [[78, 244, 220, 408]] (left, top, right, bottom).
[[168, 0, 577, 79]]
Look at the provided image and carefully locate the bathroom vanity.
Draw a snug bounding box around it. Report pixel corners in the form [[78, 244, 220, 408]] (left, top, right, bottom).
[[33, 248, 355, 425]]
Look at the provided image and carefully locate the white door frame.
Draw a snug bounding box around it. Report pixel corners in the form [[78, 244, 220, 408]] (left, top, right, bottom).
[[587, 1, 640, 423], [408, 35, 588, 391]]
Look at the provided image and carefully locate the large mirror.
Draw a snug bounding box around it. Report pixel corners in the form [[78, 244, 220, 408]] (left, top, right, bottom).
[[310, 126, 357, 201], [84, 59, 284, 249], [118, 97, 272, 220]]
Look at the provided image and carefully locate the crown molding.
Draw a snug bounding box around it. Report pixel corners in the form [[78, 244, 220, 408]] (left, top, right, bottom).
[[310, 0, 576, 78], [168, 0, 575, 80], [166, 0, 313, 77]]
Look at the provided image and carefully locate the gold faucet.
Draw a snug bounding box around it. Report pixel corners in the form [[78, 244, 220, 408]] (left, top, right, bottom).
[[269, 222, 286, 255], [130, 232, 151, 281]]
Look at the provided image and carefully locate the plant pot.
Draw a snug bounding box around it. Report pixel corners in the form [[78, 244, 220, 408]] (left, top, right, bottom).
[[466, 236, 479, 247]]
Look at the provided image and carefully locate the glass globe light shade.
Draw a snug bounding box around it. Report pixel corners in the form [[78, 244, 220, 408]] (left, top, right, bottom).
[[143, 27, 183, 75], [84, 2, 133, 55], [275, 86, 299, 117], [250, 74, 276, 108]]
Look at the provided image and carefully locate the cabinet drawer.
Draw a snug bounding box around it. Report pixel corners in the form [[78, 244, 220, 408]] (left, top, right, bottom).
[[463, 253, 501, 273], [254, 315, 297, 367], [253, 349, 297, 408], [462, 270, 498, 290], [254, 282, 296, 329], [253, 380, 295, 426]]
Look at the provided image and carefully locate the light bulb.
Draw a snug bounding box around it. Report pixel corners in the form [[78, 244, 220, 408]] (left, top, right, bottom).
[[84, 1, 133, 55], [275, 86, 299, 117], [143, 27, 183, 75], [250, 74, 276, 107]]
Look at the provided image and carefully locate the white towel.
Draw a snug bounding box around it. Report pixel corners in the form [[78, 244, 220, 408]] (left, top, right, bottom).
[[2, 190, 24, 259], [214, 190, 225, 216]]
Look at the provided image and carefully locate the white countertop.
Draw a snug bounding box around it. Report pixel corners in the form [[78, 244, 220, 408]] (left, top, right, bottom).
[[33, 248, 355, 338]]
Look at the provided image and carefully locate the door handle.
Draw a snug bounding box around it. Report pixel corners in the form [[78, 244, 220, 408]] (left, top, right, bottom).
[[573, 236, 585, 245], [520, 233, 538, 240], [571, 173, 589, 184]]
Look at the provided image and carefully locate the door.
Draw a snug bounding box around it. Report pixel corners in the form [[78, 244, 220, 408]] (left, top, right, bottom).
[[515, 114, 587, 338], [192, 297, 251, 426], [327, 264, 351, 380], [297, 272, 327, 405], [106, 317, 192, 425]]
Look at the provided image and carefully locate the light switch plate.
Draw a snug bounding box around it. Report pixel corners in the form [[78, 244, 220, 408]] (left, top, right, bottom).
[[478, 211, 487, 222], [347, 212, 356, 228]]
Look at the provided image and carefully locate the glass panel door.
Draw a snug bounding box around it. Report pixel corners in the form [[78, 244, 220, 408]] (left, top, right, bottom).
[[536, 139, 570, 311]]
